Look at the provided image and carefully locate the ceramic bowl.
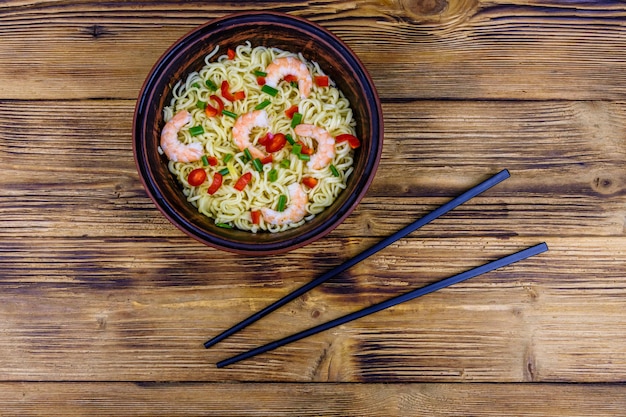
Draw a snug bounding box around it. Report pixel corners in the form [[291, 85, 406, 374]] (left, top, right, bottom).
[[133, 11, 383, 255]]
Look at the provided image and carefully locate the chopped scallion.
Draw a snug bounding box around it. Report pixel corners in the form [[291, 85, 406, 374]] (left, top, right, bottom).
[[243, 148, 253, 162], [218, 167, 230, 176], [206, 79, 218, 91], [201, 155, 209, 166], [268, 168, 278, 182], [330, 164, 340, 177], [223, 153, 233, 163], [277, 194, 287, 212], [252, 158, 263, 172], [285, 134, 295, 145], [261, 84, 279, 97], [254, 99, 271, 110], [196, 100, 207, 110], [192, 82, 201, 89], [292, 143, 302, 155], [189, 125, 204, 136], [290, 112, 303, 128], [280, 159, 290, 169], [216, 222, 233, 229], [253, 70, 268, 77], [222, 109, 238, 119], [298, 153, 310, 161]]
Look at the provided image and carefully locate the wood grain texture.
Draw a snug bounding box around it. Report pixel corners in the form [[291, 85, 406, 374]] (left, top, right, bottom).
[[1, 382, 625, 416], [0, 1, 625, 100], [1, 0, 626, 414]]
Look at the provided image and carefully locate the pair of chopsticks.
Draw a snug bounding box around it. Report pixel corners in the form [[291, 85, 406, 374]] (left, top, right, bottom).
[[205, 169, 548, 368]]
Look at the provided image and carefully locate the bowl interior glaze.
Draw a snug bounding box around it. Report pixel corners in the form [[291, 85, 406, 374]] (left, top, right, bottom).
[[134, 12, 383, 254]]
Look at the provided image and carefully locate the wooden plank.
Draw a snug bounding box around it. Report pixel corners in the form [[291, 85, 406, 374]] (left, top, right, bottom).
[[0, 382, 625, 416], [0, 236, 624, 382], [0, 1, 625, 99]]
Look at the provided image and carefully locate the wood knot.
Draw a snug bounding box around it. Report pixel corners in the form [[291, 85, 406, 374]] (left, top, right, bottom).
[[85, 24, 109, 39], [402, 0, 449, 16], [592, 175, 619, 195]]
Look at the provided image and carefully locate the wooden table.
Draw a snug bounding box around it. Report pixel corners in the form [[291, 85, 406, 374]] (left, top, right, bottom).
[[1, 1, 625, 415]]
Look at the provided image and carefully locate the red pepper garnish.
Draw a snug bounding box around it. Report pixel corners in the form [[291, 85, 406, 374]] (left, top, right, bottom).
[[258, 132, 273, 146], [187, 168, 207, 187], [227, 48, 236, 60], [314, 75, 329, 87], [251, 210, 261, 225], [285, 105, 299, 119], [234, 172, 252, 191], [221, 80, 245, 102], [284, 74, 298, 83], [335, 133, 361, 149], [207, 156, 218, 166], [266, 133, 287, 153], [257, 76, 266, 86], [205, 95, 225, 117], [207, 172, 223, 195], [302, 176, 318, 189], [260, 154, 273, 165], [298, 141, 314, 155]]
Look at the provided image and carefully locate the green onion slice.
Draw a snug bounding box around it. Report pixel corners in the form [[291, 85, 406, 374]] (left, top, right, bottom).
[[285, 134, 295, 145], [290, 112, 303, 128], [298, 153, 310, 161], [253, 70, 268, 77], [252, 158, 264, 172], [268, 168, 278, 182], [292, 143, 302, 155], [222, 109, 238, 119], [196, 100, 207, 110], [206, 79, 218, 91], [330, 164, 340, 177], [261, 85, 279, 97], [277, 194, 287, 212], [223, 153, 233, 163], [216, 222, 233, 229], [254, 99, 271, 110], [280, 159, 290, 169], [243, 148, 253, 162], [201, 155, 209, 166], [218, 167, 230, 176], [189, 125, 204, 136]]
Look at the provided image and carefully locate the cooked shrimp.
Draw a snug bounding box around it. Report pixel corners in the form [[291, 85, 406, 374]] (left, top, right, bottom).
[[265, 56, 312, 99], [294, 124, 336, 170], [261, 183, 308, 226], [232, 109, 269, 160], [160, 110, 204, 162]]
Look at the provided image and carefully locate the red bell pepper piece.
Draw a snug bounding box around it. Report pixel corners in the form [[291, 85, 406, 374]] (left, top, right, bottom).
[[314, 75, 329, 87], [258, 132, 273, 146], [284, 74, 298, 83], [260, 154, 273, 165], [207, 172, 223, 195], [285, 105, 299, 119], [207, 156, 218, 166], [302, 176, 318, 189], [257, 76, 266, 86], [335, 133, 361, 149], [205, 95, 225, 117], [234, 172, 252, 191], [227, 48, 236, 60], [221, 80, 245, 102], [266, 133, 287, 153], [251, 210, 261, 225]]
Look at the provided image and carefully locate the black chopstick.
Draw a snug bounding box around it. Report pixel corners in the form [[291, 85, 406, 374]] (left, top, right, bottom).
[[217, 242, 548, 368], [204, 169, 511, 349]]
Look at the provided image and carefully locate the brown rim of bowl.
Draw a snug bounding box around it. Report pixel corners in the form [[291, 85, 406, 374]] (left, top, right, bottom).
[[133, 11, 383, 255]]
